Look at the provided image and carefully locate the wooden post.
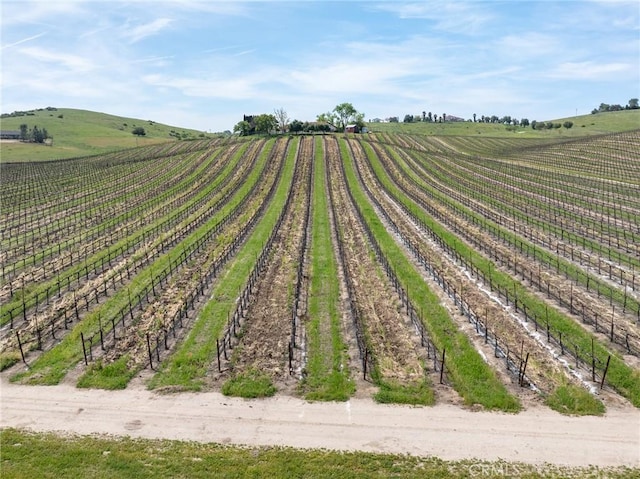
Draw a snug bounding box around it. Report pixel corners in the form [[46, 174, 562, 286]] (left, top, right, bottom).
[[16, 331, 27, 365], [600, 355, 611, 389], [439, 349, 446, 384], [216, 339, 221, 373], [146, 333, 154, 370], [519, 352, 529, 386], [591, 337, 596, 382]]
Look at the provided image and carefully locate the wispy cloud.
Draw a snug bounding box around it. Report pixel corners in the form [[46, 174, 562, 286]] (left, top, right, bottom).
[[232, 49, 256, 57], [374, 1, 494, 34], [1, 32, 48, 50], [547, 61, 634, 80], [18, 46, 94, 72], [122, 18, 173, 43], [1, 1, 637, 131]]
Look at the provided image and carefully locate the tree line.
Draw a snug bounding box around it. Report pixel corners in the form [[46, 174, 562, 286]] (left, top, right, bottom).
[[233, 103, 365, 136], [18, 124, 50, 144], [591, 98, 638, 114]]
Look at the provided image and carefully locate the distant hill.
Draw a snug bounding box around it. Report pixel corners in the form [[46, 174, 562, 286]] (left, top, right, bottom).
[[0, 107, 209, 162], [367, 109, 640, 138]]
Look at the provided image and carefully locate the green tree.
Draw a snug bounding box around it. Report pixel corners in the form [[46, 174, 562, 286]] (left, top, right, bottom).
[[520, 118, 530, 127], [19, 124, 28, 140], [288, 119, 304, 133], [319, 102, 364, 131], [233, 120, 252, 136], [403, 114, 414, 123], [629, 98, 639, 109], [254, 113, 277, 135], [31, 125, 46, 143], [563, 121, 573, 129], [132, 126, 146, 136]]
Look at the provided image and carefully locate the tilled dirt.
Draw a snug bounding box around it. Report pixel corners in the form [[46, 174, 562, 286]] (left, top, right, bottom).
[[209, 136, 312, 393], [327, 137, 441, 390], [348, 137, 622, 407]]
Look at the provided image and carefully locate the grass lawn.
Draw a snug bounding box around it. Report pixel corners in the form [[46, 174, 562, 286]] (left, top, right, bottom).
[[2, 429, 635, 479]]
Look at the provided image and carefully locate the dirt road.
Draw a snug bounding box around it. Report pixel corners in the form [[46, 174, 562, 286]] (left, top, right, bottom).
[[1, 376, 638, 468]]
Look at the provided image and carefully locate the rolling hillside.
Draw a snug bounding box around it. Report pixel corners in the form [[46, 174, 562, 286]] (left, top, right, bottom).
[[367, 109, 640, 138], [0, 108, 209, 162]]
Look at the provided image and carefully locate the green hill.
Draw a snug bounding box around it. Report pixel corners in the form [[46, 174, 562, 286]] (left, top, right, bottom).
[[367, 109, 640, 138], [0, 107, 209, 162]]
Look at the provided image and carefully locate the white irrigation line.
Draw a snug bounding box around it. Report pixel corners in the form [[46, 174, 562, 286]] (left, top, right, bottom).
[[461, 267, 599, 395], [392, 202, 596, 395]]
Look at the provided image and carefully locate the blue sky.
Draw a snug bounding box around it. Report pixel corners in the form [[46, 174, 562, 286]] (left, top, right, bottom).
[[2, 1, 638, 132]]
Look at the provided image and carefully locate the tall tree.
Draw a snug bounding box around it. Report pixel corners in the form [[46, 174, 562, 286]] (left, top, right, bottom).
[[233, 120, 252, 136], [629, 98, 639, 109], [273, 107, 289, 133], [254, 113, 277, 135], [319, 102, 364, 131], [19, 124, 28, 140]]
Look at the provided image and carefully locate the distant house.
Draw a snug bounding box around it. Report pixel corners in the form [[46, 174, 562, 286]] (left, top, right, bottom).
[[0, 130, 21, 140], [345, 124, 360, 133]]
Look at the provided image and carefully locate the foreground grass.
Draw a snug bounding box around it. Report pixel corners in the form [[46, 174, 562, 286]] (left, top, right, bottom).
[[148, 137, 298, 391], [301, 137, 355, 401], [2, 429, 636, 479], [221, 368, 277, 398], [341, 138, 520, 412], [545, 384, 606, 416]]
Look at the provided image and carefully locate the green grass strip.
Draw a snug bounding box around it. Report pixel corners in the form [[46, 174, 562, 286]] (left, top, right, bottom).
[[341, 138, 520, 412], [149, 137, 298, 391], [5, 428, 636, 479], [10, 140, 274, 386], [403, 147, 640, 303], [365, 139, 640, 408], [302, 136, 354, 401], [0, 145, 236, 327]]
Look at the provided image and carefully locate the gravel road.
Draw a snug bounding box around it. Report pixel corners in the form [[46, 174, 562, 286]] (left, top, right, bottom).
[[1, 377, 638, 467]]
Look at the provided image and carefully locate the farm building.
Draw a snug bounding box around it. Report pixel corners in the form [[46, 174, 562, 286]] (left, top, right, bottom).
[[345, 124, 360, 133], [0, 130, 21, 140]]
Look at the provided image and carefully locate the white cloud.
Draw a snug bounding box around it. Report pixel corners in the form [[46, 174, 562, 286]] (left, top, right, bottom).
[[496, 32, 560, 58], [1, 32, 48, 50], [374, 1, 494, 34], [142, 73, 262, 100], [18, 46, 95, 72], [547, 61, 634, 79], [122, 18, 173, 43]]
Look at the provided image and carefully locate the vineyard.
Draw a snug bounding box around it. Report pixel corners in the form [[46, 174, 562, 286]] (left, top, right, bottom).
[[1, 129, 639, 415]]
